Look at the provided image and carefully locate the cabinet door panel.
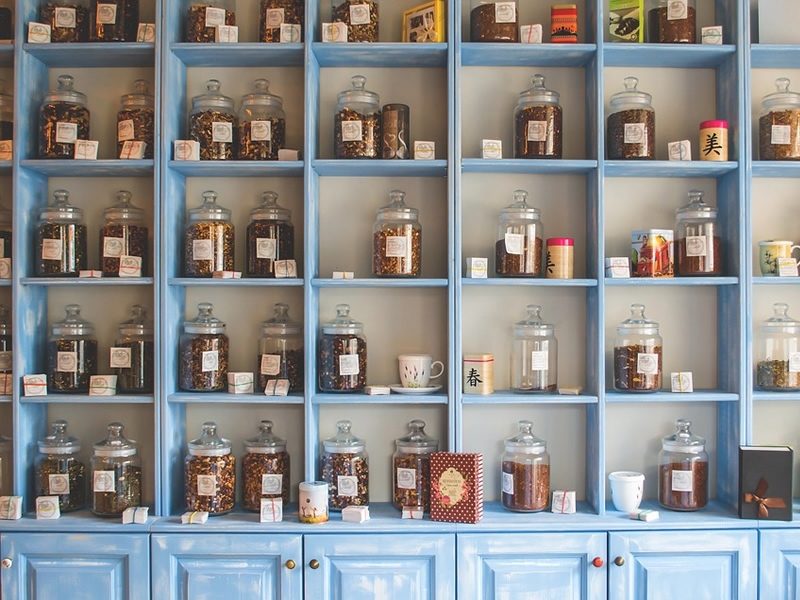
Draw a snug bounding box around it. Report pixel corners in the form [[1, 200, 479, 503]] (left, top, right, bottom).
[[760, 529, 800, 599]]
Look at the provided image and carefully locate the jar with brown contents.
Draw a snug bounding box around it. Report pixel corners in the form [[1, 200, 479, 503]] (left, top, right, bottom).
[[40, 0, 90, 42], [318, 304, 367, 392], [185, 0, 235, 42], [759, 77, 800, 161], [237, 79, 286, 161], [258, 303, 303, 393], [646, 0, 696, 43], [260, 0, 303, 42], [502, 420, 550, 512], [613, 303, 662, 392], [100, 190, 149, 277], [189, 80, 237, 160], [112, 305, 154, 394], [91, 422, 142, 517], [246, 191, 294, 278], [470, 0, 518, 42], [373, 189, 421, 277], [39, 74, 90, 159], [331, 0, 378, 42], [393, 419, 438, 511], [179, 302, 229, 392], [756, 303, 800, 391], [185, 422, 235, 515], [184, 190, 234, 277], [674, 189, 722, 276], [117, 79, 154, 159], [47, 304, 97, 394], [514, 74, 563, 158], [495, 189, 544, 277], [90, 0, 139, 41], [607, 77, 655, 160], [658, 419, 708, 511], [242, 420, 290, 511], [35, 420, 87, 512], [335, 75, 381, 159], [35, 189, 87, 277], [321, 420, 369, 510]]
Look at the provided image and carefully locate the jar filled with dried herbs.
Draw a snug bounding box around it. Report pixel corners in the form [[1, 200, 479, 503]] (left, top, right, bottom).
[[184, 190, 234, 277], [756, 302, 800, 391], [185, 422, 235, 515], [40, 0, 90, 42], [48, 304, 97, 394], [90, 0, 139, 41], [0, 200, 11, 264], [322, 419, 369, 510], [246, 190, 294, 278], [514, 74, 563, 158], [179, 302, 228, 392], [237, 79, 285, 161], [117, 79, 154, 159], [646, 0, 696, 43], [258, 303, 303, 393], [318, 304, 367, 392], [242, 419, 290, 511], [511, 304, 558, 393], [373, 189, 421, 277], [0, 80, 12, 143], [470, 0, 518, 42], [0, 434, 11, 496], [100, 190, 149, 277], [658, 419, 708, 511], [260, 0, 303, 42], [90, 422, 142, 517], [35, 189, 87, 277], [393, 419, 438, 511], [613, 303, 662, 392], [185, 0, 235, 42], [39, 74, 90, 159], [331, 0, 378, 42], [674, 189, 721, 276], [335, 75, 381, 159], [35, 420, 86, 512], [189, 79, 237, 160], [759, 77, 800, 161], [0, 305, 12, 377], [502, 420, 550, 512], [495, 189, 544, 277], [607, 76, 655, 160], [112, 305, 154, 394]]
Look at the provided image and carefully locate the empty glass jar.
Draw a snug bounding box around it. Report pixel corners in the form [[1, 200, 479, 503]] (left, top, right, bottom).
[[185, 422, 235, 515], [318, 304, 367, 392], [335, 75, 380, 159], [242, 420, 290, 511], [495, 190, 544, 277], [511, 305, 558, 392], [321, 419, 369, 510], [514, 74, 563, 159], [36, 189, 87, 277], [48, 304, 97, 394], [246, 191, 294, 278], [607, 77, 655, 160], [35, 420, 87, 512], [238, 79, 286, 160], [675, 189, 721, 276], [186, 0, 235, 42], [113, 305, 154, 394], [502, 420, 550, 512], [393, 419, 438, 511], [117, 79, 155, 159], [373, 190, 421, 277], [39, 74, 90, 159], [189, 80, 236, 160], [658, 419, 708, 511], [91, 422, 142, 516], [100, 190, 149, 277], [184, 190, 234, 277], [179, 302, 229, 392], [258, 303, 303, 393], [613, 303, 662, 392], [756, 302, 800, 391]]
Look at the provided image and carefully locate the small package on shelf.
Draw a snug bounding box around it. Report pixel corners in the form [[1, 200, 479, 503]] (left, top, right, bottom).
[[0, 374, 11, 395], [605, 257, 630, 278], [0, 496, 22, 520], [413, 141, 435, 160], [331, 0, 378, 42], [260, 497, 283, 522], [667, 140, 691, 161], [274, 260, 297, 278], [551, 4, 577, 43], [28, 22, 51, 43], [36, 496, 61, 520], [519, 24, 542, 43], [402, 0, 446, 43], [701, 26, 722, 44], [120, 141, 146, 159], [264, 379, 289, 396], [402, 506, 424, 519], [631, 230, 673, 278], [551, 490, 576, 514], [74, 140, 98, 160], [174, 140, 200, 161], [463, 354, 494, 395], [135, 506, 149, 523], [465, 257, 488, 278], [79, 270, 103, 278], [342, 505, 370, 523], [22, 374, 47, 396], [137, 23, 156, 42], [430, 452, 483, 524], [227, 372, 254, 394], [332, 271, 355, 279], [181, 511, 209, 524], [89, 375, 117, 396], [321, 22, 347, 42], [278, 149, 301, 161], [670, 372, 693, 393], [364, 385, 390, 395], [608, 0, 643, 42], [211, 271, 242, 279], [481, 139, 502, 159], [215, 24, 238, 42], [122, 507, 136, 524], [117, 78, 155, 161], [630, 509, 659, 522], [739, 446, 793, 521], [0, 258, 9, 279]]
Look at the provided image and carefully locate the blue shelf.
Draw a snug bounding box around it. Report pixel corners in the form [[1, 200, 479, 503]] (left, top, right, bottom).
[[20, 159, 154, 177], [168, 160, 304, 177], [752, 162, 800, 178], [750, 44, 800, 68], [462, 278, 597, 287], [0, 279, 9, 287], [20, 395, 155, 404], [313, 278, 448, 288], [168, 392, 304, 404], [0, 394, 9, 403], [21, 277, 155, 286], [753, 276, 800, 285], [312, 392, 449, 405], [604, 161, 737, 177], [462, 392, 598, 404], [604, 277, 738, 286], [312, 42, 447, 68], [605, 390, 738, 403], [461, 158, 597, 174], [169, 277, 304, 287], [0, 44, 11, 67], [753, 391, 800, 402], [170, 42, 304, 67], [312, 159, 447, 177], [23, 42, 155, 67], [460, 43, 596, 67], [603, 44, 736, 68]]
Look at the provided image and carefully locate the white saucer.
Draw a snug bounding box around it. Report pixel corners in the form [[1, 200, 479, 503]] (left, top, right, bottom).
[[389, 384, 443, 395]]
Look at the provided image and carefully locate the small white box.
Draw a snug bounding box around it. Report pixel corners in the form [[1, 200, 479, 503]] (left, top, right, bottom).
[[481, 139, 502, 159], [122, 507, 136, 524], [120, 141, 146, 159], [174, 140, 200, 161], [413, 141, 435, 160], [215, 24, 238, 42], [402, 506, 424, 519], [668, 140, 692, 161], [670, 372, 694, 393], [0, 140, 12, 160], [322, 22, 347, 42], [465, 257, 488, 279], [265, 379, 290, 396], [89, 375, 117, 396], [23, 374, 48, 397], [278, 148, 302, 161], [558, 386, 582, 395], [759, 0, 800, 44], [137, 23, 156, 42], [551, 490, 576, 514], [0, 496, 23, 520], [79, 270, 103, 278], [134, 506, 149, 523], [520, 24, 543, 44], [605, 257, 630, 278], [365, 385, 391, 395], [342, 505, 370, 523], [36, 496, 61, 520], [332, 271, 355, 279], [260, 497, 284, 522], [280, 23, 301, 42], [701, 26, 722, 45], [228, 372, 254, 394], [630, 508, 660, 522], [274, 260, 297, 278], [118, 256, 142, 277], [777, 258, 799, 277], [74, 140, 99, 160], [181, 511, 209, 524], [212, 270, 242, 279], [27, 22, 51, 43]]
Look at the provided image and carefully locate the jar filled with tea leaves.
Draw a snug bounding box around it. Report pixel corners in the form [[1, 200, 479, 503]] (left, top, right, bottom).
[[502, 420, 550, 512], [335, 75, 381, 159], [759, 77, 800, 161], [675, 189, 721, 276], [40, 0, 89, 42], [242, 419, 290, 511], [237, 79, 285, 161], [318, 304, 367, 392], [658, 419, 708, 511], [322, 419, 369, 510], [185, 0, 235, 42], [331, 0, 378, 42], [756, 302, 800, 391], [39, 74, 90, 159], [514, 74, 563, 159], [35, 189, 87, 277], [0, 80, 12, 144], [0, 305, 12, 378], [470, 0, 518, 42], [48, 304, 97, 394], [511, 304, 558, 392], [35, 420, 86, 512], [246, 191, 294, 278], [613, 303, 662, 392], [189, 79, 236, 160], [0, 200, 11, 264], [0, 433, 10, 496], [185, 421, 235, 515], [117, 79, 154, 159], [495, 189, 544, 277], [113, 305, 154, 394], [373, 189, 421, 277], [91, 422, 142, 516], [179, 302, 228, 392], [393, 419, 437, 511], [647, 0, 696, 43], [100, 190, 149, 277], [607, 76, 655, 160], [258, 303, 303, 393], [260, 0, 303, 42], [90, 0, 139, 41], [184, 190, 234, 277]]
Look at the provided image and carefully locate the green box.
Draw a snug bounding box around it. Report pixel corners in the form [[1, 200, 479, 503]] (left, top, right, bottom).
[[609, 0, 644, 42]]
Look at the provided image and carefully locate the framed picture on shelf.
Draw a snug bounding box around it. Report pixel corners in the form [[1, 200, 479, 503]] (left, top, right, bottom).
[[402, 0, 446, 43]]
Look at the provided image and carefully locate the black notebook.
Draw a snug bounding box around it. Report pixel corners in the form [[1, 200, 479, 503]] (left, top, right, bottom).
[[739, 445, 794, 521]]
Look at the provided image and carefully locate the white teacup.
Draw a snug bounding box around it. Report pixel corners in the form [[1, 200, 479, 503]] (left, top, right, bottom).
[[398, 354, 445, 388], [608, 471, 645, 513]]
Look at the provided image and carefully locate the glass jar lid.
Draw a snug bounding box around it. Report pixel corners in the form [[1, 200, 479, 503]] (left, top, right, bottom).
[[261, 302, 301, 336], [376, 190, 418, 222], [0, 304, 9, 337], [184, 302, 226, 335], [323, 420, 365, 453], [118, 304, 154, 337], [38, 419, 80, 455], [241, 78, 284, 108], [500, 190, 540, 222], [609, 76, 652, 108], [514, 304, 554, 337], [188, 421, 231, 456], [395, 419, 438, 454], [518, 74, 560, 106], [761, 302, 800, 334], [337, 75, 379, 106], [40, 189, 83, 222], [762, 77, 800, 110], [250, 191, 291, 222], [675, 189, 716, 221], [191, 79, 234, 111], [244, 419, 287, 454], [43, 75, 87, 107], [103, 190, 145, 222], [505, 420, 547, 454], [321, 304, 363, 335], [188, 190, 231, 222], [93, 422, 138, 457], [119, 79, 154, 109], [617, 303, 658, 335], [51, 304, 94, 336], [662, 418, 705, 453]]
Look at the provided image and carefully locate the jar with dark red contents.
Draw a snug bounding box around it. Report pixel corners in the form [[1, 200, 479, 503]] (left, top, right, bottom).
[[246, 191, 294, 278], [318, 304, 367, 392], [242, 420, 290, 511], [184, 190, 234, 277], [117, 79, 155, 160], [613, 303, 662, 392], [675, 189, 721, 276], [90, 0, 139, 41], [470, 0, 518, 42], [321, 419, 369, 511], [40, 0, 90, 42], [658, 419, 708, 511], [47, 304, 97, 394], [335, 75, 381, 159], [238, 79, 286, 161], [189, 80, 236, 160], [184, 422, 235, 515], [113, 305, 154, 394], [607, 77, 655, 160], [258, 303, 303, 393], [179, 302, 228, 392], [260, 0, 303, 42], [393, 419, 438, 511], [185, 0, 235, 42], [647, 0, 696, 43], [495, 190, 544, 277], [39, 75, 90, 159], [514, 74, 563, 159], [100, 190, 149, 277], [502, 420, 550, 512]]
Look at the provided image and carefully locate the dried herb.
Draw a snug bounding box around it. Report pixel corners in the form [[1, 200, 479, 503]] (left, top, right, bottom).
[[246, 219, 294, 277], [321, 452, 369, 510], [90, 0, 139, 42], [260, 0, 304, 42], [242, 450, 290, 511], [759, 110, 800, 161], [36, 455, 87, 512], [613, 344, 662, 391], [393, 453, 431, 510], [647, 6, 696, 43], [39, 101, 91, 159], [373, 225, 421, 277], [237, 118, 285, 160], [756, 359, 800, 390], [502, 461, 549, 512], [514, 105, 563, 159], [258, 348, 303, 392], [91, 463, 142, 516], [184, 221, 234, 277], [179, 333, 229, 391], [47, 338, 98, 393], [189, 110, 237, 160], [331, 0, 378, 42], [659, 460, 707, 511], [117, 107, 154, 159], [36, 222, 88, 276], [186, 4, 235, 43], [676, 234, 721, 276], [318, 333, 367, 392], [607, 108, 655, 160], [184, 454, 236, 514], [115, 339, 154, 393], [334, 108, 380, 159], [39, 3, 90, 42], [495, 236, 543, 276], [100, 223, 149, 276], [470, 3, 518, 42]]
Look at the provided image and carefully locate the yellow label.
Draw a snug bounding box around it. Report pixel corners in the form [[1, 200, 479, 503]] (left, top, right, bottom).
[[437, 467, 467, 507]]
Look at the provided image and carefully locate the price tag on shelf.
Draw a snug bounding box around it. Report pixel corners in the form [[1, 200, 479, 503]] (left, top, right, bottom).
[[670, 372, 693, 393]]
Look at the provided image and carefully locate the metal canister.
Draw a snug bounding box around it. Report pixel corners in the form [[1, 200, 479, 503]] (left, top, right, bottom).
[[382, 103, 409, 159]]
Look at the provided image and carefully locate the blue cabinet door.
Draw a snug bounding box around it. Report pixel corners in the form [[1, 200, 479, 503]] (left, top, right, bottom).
[[457, 532, 607, 600], [608, 530, 757, 600], [304, 533, 455, 600], [760, 529, 800, 599], [0, 533, 149, 600], [151, 533, 302, 600]]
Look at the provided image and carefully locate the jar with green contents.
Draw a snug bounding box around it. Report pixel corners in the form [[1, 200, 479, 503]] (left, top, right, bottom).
[[242, 420, 290, 511], [47, 304, 97, 394], [113, 305, 154, 394], [185, 422, 235, 515], [91, 422, 142, 516], [35, 420, 86, 512]]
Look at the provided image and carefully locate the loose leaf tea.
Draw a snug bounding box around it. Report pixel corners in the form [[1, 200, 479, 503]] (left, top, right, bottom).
[[647, 6, 696, 43], [40, 3, 90, 42], [613, 344, 662, 391], [373, 225, 421, 277], [246, 220, 293, 277], [35, 222, 88, 276], [47, 338, 98, 393], [92, 463, 142, 516], [237, 118, 285, 160], [502, 461, 549, 512], [186, 4, 235, 42], [115, 339, 155, 393], [756, 359, 800, 390], [257, 348, 303, 392], [100, 223, 149, 276], [321, 452, 369, 510], [189, 110, 237, 160], [90, 0, 139, 42], [318, 334, 367, 391], [117, 107, 154, 159], [242, 450, 290, 511], [331, 0, 378, 42], [334, 108, 380, 158], [39, 102, 90, 159], [393, 453, 431, 510], [514, 105, 563, 158], [184, 221, 234, 277], [607, 109, 655, 159], [36, 456, 86, 511], [260, 0, 304, 42], [179, 334, 228, 391], [759, 110, 800, 160], [184, 454, 235, 514], [659, 460, 707, 510], [470, 3, 518, 42], [495, 236, 543, 276]]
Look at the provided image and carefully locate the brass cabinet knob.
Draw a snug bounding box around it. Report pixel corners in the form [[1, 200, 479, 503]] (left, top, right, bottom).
[[309, 559, 320, 569], [592, 557, 603, 568], [285, 559, 296, 570], [1, 558, 12, 569], [614, 556, 625, 567]]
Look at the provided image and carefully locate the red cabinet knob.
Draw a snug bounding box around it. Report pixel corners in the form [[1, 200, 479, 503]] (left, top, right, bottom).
[[592, 557, 603, 568]]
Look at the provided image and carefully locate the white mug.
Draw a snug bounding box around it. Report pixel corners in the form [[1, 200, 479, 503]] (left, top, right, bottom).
[[608, 471, 645, 513], [398, 354, 445, 388]]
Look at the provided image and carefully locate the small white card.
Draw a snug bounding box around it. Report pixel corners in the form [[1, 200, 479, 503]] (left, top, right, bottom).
[[23, 374, 48, 396], [0, 496, 22, 520], [278, 148, 301, 161], [520, 24, 543, 44], [211, 270, 242, 279], [174, 140, 200, 161], [402, 506, 424, 519], [322, 22, 348, 42], [137, 23, 156, 42], [364, 385, 391, 395], [181, 511, 209, 524], [0, 373, 11, 395], [215, 24, 238, 42], [413, 141, 435, 160], [36, 496, 61, 520], [227, 372, 254, 394], [777, 257, 799, 276], [122, 507, 136, 524], [670, 372, 694, 393], [134, 506, 149, 523], [264, 379, 290, 396], [274, 259, 297, 278], [481, 139, 502, 159], [466, 257, 488, 279], [89, 375, 117, 396], [28, 22, 51, 43], [280, 23, 301, 42], [74, 140, 99, 160], [120, 141, 146, 159], [701, 26, 722, 45], [332, 271, 355, 279], [605, 257, 631, 278], [79, 270, 104, 278], [551, 490, 576, 514], [668, 140, 692, 161], [118, 256, 142, 277], [260, 497, 283, 522], [342, 505, 370, 522]]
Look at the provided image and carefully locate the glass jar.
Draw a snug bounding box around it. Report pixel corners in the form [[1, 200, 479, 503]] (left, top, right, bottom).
[[373, 189, 421, 277], [607, 76, 655, 160], [0, 305, 12, 377], [258, 303, 303, 393], [675, 189, 721, 276], [613, 303, 662, 392], [179, 302, 229, 392], [495, 189, 544, 277], [331, 0, 378, 42], [246, 191, 294, 278], [184, 422, 235, 515], [0, 433, 10, 496], [759, 77, 800, 161], [756, 302, 800, 391], [260, 0, 303, 42], [237, 79, 286, 161], [393, 419, 438, 511], [113, 305, 154, 394], [117, 79, 155, 160], [40, 0, 90, 42], [647, 0, 696, 43], [0, 80, 12, 142], [242, 420, 290, 511], [502, 420, 550, 512], [470, 0, 518, 42], [185, 0, 235, 42], [511, 304, 558, 392], [0, 199, 10, 261], [35, 420, 87, 512], [90, 0, 139, 41], [658, 418, 708, 511], [321, 419, 369, 510], [189, 80, 237, 160], [35, 189, 87, 277], [100, 190, 149, 277], [184, 190, 234, 277], [48, 304, 97, 394], [39, 74, 90, 159], [334, 75, 381, 159], [514, 74, 563, 159], [0, 0, 12, 40], [91, 422, 142, 516], [318, 304, 367, 392]]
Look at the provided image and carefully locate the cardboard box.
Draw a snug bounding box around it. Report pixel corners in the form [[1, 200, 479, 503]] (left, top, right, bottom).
[[739, 445, 793, 521], [430, 452, 483, 523], [609, 0, 643, 43]]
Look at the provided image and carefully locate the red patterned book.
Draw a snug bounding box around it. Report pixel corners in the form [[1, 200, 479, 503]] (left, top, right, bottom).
[[430, 452, 484, 523]]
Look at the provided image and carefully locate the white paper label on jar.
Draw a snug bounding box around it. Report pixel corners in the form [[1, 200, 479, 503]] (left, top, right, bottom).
[[494, 2, 516, 23], [624, 123, 646, 144], [96, 4, 117, 24], [103, 236, 124, 258], [504, 233, 524, 255], [266, 7, 285, 27], [262, 473, 283, 494], [771, 124, 791, 145], [349, 4, 371, 25], [789, 352, 800, 373], [339, 353, 360, 376], [118, 119, 135, 141], [667, 0, 688, 20], [637, 352, 658, 374], [56, 122, 78, 144], [684, 235, 707, 256], [0, 351, 11, 371], [256, 238, 277, 259], [110, 346, 132, 369], [502, 471, 514, 495], [197, 474, 217, 496], [57, 351, 78, 373], [531, 350, 549, 371], [397, 467, 416, 490], [205, 7, 226, 27], [385, 236, 408, 257], [192, 238, 213, 261], [212, 121, 233, 143], [671, 470, 693, 492], [337, 475, 358, 496], [55, 7, 77, 28], [280, 24, 301, 42], [341, 120, 363, 142], [93, 470, 116, 493], [42, 239, 63, 260], [250, 120, 272, 141], [49, 473, 70, 494], [201, 350, 219, 372], [526, 121, 547, 142], [260, 354, 281, 376]]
